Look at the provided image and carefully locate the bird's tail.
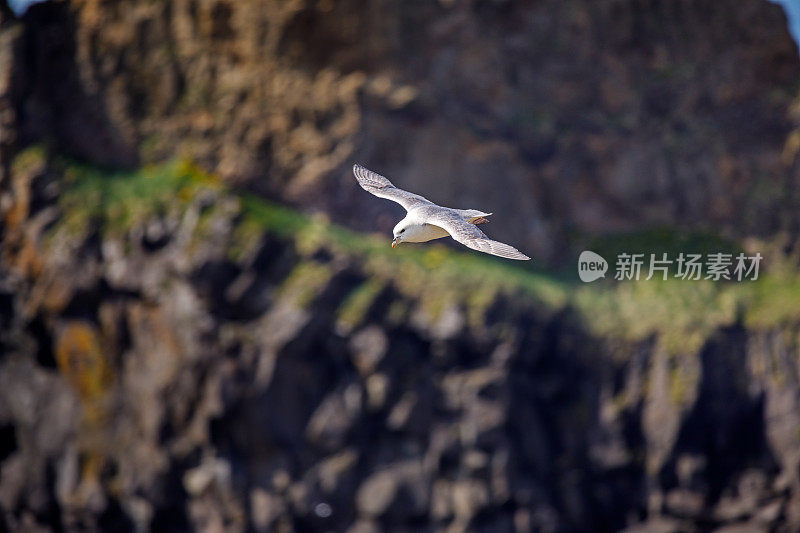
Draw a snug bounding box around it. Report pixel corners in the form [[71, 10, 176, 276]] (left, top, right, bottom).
[[457, 209, 493, 225]]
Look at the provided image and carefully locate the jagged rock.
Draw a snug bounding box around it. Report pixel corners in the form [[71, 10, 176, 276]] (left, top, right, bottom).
[[183, 457, 232, 496], [356, 470, 398, 518], [620, 517, 687, 533], [711, 524, 762, 533], [431, 479, 453, 521], [306, 383, 362, 449], [664, 489, 704, 518], [386, 391, 418, 431], [249, 488, 285, 531], [315, 449, 358, 494], [364, 373, 389, 412], [754, 499, 784, 526], [349, 326, 388, 376], [347, 520, 381, 533], [451, 479, 490, 523]]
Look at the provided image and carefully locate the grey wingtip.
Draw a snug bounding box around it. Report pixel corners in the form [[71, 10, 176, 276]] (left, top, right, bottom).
[[496, 242, 531, 261], [492, 251, 531, 261]]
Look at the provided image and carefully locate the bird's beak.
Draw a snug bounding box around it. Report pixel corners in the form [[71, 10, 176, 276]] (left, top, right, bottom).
[[391, 237, 399, 248]]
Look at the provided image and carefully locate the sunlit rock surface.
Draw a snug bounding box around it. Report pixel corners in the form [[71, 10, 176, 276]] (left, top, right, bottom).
[[5, 0, 800, 263]]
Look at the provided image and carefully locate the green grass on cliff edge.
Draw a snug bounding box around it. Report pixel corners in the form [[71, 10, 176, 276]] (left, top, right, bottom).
[[39, 149, 800, 355]]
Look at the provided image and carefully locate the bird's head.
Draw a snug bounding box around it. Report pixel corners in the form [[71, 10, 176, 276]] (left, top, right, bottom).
[[392, 220, 410, 248]]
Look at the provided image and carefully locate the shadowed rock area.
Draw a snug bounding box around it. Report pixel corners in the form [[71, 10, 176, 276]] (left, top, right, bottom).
[[1, 149, 800, 532]]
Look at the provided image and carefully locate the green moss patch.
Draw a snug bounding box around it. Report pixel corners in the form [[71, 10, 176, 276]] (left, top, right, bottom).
[[41, 153, 800, 356], [56, 158, 222, 238], [336, 279, 386, 333]]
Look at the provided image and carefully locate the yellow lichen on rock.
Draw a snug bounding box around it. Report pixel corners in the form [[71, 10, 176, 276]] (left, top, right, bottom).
[[55, 321, 113, 426]]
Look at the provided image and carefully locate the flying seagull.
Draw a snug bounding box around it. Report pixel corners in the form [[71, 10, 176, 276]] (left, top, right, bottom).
[[352, 164, 531, 260]]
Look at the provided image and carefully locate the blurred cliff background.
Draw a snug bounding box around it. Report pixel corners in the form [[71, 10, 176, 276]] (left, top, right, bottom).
[[3, 0, 800, 531]]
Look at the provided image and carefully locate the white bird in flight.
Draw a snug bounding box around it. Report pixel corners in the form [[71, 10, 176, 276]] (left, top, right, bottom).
[[352, 164, 531, 260]]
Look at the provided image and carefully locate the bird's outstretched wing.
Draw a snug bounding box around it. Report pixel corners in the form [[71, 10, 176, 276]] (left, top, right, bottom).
[[353, 164, 434, 211], [427, 208, 531, 260]]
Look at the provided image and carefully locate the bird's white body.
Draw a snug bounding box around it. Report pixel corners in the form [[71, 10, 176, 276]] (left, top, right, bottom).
[[394, 209, 490, 243]]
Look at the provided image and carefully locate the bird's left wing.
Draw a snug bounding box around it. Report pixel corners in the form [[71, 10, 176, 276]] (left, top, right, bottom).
[[428, 209, 531, 260], [353, 164, 434, 211]]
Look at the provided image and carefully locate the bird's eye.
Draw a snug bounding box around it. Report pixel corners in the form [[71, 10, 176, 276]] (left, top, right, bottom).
[[400, 229, 405, 233]]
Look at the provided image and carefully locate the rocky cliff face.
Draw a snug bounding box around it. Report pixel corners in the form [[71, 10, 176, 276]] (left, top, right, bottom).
[[1, 150, 800, 532], [3, 1, 800, 532], [6, 0, 800, 263]]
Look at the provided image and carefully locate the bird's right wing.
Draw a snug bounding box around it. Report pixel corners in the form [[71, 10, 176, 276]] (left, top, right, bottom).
[[428, 209, 531, 261], [353, 164, 434, 211]]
